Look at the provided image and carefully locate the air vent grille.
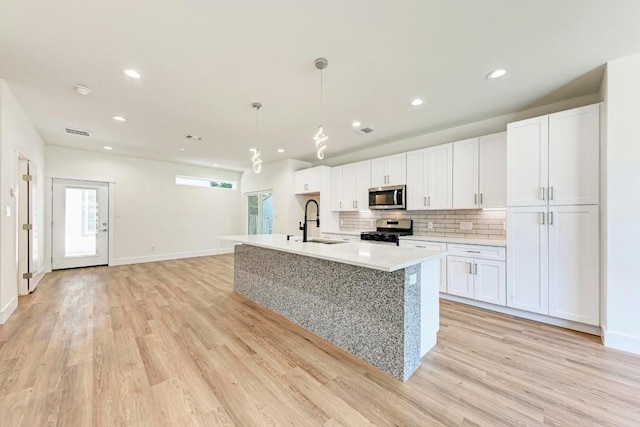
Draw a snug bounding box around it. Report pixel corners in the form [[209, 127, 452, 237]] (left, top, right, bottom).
[[358, 127, 375, 135], [185, 134, 204, 141], [64, 127, 92, 137]]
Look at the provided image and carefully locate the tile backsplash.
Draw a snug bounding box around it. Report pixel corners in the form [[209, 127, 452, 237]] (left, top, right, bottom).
[[339, 209, 506, 240]]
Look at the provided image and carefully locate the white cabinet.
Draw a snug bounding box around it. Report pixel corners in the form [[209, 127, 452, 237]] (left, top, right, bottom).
[[506, 207, 549, 314], [507, 104, 599, 207], [506, 205, 599, 325], [295, 167, 321, 194], [399, 240, 447, 292], [447, 244, 506, 306], [548, 205, 599, 325], [406, 143, 453, 210], [452, 138, 480, 209], [371, 153, 406, 187], [478, 132, 507, 208], [330, 161, 371, 211], [453, 133, 507, 209]]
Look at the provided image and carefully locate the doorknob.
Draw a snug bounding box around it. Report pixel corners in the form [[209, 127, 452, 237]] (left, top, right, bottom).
[[99, 229, 108, 232]]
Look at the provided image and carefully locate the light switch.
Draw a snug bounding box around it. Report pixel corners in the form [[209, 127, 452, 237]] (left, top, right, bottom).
[[427, 221, 433, 229], [5, 206, 11, 217], [409, 273, 417, 285]]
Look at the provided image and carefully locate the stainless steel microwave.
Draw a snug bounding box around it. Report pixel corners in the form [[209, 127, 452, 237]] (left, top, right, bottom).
[[368, 185, 406, 210]]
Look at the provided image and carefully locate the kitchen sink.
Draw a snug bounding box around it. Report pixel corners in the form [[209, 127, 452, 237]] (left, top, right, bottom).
[[294, 238, 348, 245]]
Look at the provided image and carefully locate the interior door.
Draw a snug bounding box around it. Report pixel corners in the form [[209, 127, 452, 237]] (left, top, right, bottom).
[[52, 179, 109, 269]]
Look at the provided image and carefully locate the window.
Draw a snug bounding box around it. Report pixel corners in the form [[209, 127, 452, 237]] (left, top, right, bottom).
[[175, 175, 237, 190]]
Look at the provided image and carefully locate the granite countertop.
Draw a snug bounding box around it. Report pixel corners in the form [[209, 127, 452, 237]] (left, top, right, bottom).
[[219, 234, 445, 272], [399, 235, 507, 247]]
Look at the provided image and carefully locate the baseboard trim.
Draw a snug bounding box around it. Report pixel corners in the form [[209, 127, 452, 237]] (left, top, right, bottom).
[[440, 293, 601, 336], [0, 297, 18, 325], [109, 248, 234, 266], [602, 329, 640, 355]]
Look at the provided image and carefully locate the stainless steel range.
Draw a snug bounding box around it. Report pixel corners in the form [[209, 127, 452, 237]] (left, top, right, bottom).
[[360, 219, 413, 246]]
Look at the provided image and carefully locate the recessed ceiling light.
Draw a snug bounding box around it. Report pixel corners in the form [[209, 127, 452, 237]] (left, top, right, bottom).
[[213, 164, 219, 167], [112, 115, 127, 122], [178, 148, 187, 151], [352, 121, 361, 127], [277, 148, 285, 153], [486, 69, 507, 79], [74, 84, 91, 96], [409, 98, 423, 107], [122, 69, 141, 79], [103, 146, 113, 150]]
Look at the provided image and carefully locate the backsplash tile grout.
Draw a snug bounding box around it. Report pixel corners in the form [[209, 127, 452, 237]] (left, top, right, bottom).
[[339, 209, 506, 240]]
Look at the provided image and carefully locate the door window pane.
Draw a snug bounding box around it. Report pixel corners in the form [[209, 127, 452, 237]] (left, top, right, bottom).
[[247, 191, 273, 235], [65, 188, 98, 257]]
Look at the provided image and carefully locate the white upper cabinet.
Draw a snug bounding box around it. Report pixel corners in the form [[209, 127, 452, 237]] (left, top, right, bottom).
[[548, 104, 600, 206], [330, 166, 343, 211], [371, 153, 406, 187], [407, 143, 453, 210], [452, 133, 506, 209], [478, 132, 507, 208], [295, 167, 321, 194], [507, 104, 599, 207], [330, 161, 371, 211], [452, 138, 480, 209]]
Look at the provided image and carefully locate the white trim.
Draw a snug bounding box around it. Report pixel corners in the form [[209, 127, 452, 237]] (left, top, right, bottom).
[[440, 293, 602, 336], [602, 329, 640, 355], [109, 248, 233, 266], [0, 297, 18, 324]]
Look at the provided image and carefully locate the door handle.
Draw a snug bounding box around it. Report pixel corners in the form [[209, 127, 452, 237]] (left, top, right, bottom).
[[428, 196, 431, 207], [424, 196, 427, 207], [474, 263, 478, 275], [540, 212, 545, 225], [99, 228, 108, 232], [340, 201, 342, 209], [540, 187, 546, 201], [468, 263, 473, 275], [549, 211, 554, 225], [474, 193, 478, 205], [355, 201, 358, 208], [480, 193, 483, 204], [549, 186, 555, 200]]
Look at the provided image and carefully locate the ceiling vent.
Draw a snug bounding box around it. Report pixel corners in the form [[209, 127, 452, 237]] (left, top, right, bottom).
[[185, 134, 204, 141], [358, 127, 375, 135], [64, 127, 92, 137]]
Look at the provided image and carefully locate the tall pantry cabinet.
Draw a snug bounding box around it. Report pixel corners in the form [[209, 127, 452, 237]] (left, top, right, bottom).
[[506, 103, 600, 326]]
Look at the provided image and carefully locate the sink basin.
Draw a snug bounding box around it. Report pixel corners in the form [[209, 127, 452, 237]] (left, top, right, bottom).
[[294, 238, 348, 245]]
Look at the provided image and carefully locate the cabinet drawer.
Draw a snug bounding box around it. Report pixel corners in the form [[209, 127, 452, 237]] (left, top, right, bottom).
[[399, 241, 447, 251], [447, 244, 505, 261]]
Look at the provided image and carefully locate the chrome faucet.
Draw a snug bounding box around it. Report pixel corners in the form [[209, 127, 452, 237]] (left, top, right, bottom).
[[299, 199, 320, 242]]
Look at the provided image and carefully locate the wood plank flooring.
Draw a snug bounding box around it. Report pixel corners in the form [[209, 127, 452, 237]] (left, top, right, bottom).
[[1, 254, 639, 426]]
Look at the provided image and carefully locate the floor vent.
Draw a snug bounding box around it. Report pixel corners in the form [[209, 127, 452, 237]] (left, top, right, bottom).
[[64, 127, 92, 137]]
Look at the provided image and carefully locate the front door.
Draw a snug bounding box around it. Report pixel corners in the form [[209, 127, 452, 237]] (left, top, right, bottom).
[[52, 179, 109, 269]]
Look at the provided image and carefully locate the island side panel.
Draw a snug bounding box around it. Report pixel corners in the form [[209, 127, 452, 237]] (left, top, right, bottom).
[[403, 262, 421, 381], [233, 244, 419, 381]]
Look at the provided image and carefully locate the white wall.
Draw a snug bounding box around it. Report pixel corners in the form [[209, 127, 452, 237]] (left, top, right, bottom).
[[46, 146, 243, 265], [0, 80, 46, 323], [240, 158, 311, 236], [601, 53, 640, 354]]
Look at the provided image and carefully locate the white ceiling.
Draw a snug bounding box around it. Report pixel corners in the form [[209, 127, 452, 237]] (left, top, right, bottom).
[[2, 0, 640, 171]]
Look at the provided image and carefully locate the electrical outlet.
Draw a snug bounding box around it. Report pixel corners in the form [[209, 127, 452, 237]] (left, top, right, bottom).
[[409, 274, 417, 285], [427, 221, 433, 229], [460, 221, 473, 230], [340, 219, 344, 226], [369, 220, 374, 227]]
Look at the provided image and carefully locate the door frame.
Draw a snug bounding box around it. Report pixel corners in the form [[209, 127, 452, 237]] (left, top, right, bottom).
[[46, 177, 115, 271], [244, 189, 273, 235]]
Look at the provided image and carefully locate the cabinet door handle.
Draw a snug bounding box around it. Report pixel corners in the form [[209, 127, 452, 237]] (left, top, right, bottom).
[[474, 263, 478, 275], [549, 186, 555, 200], [355, 201, 358, 208], [540, 187, 546, 201], [549, 211, 554, 225], [424, 196, 427, 207], [480, 193, 483, 204], [468, 263, 473, 274], [416, 245, 426, 248], [466, 250, 481, 254], [474, 193, 478, 205], [340, 201, 342, 209], [428, 196, 431, 207], [540, 212, 545, 225]]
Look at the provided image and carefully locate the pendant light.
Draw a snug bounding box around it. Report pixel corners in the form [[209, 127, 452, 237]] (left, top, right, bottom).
[[313, 57, 328, 160], [250, 102, 263, 174]]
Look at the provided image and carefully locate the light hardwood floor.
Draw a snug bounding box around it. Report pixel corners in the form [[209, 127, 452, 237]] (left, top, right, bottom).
[[1, 254, 639, 426]]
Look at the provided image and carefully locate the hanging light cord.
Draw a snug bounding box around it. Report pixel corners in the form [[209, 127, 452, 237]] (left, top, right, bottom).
[[314, 59, 328, 159]]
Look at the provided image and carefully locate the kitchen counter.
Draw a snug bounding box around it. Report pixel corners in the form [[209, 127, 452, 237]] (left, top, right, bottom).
[[219, 234, 445, 272], [399, 235, 506, 247], [218, 233, 442, 381]]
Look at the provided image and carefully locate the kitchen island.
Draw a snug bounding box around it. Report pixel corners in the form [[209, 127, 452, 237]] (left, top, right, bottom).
[[218, 234, 446, 381]]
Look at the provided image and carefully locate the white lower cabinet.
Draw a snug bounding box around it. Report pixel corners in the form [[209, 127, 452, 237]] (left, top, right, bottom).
[[447, 252, 506, 306], [399, 240, 447, 292], [507, 205, 599, 326]]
